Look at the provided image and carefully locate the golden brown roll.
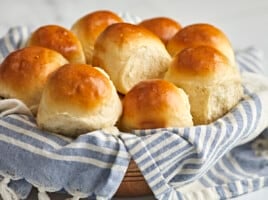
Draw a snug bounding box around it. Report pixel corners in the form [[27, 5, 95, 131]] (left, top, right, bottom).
[[119, 79, 193, 131], [92, 22, 171, 94], [27, 25, 85, 64], [139, 17, 182, 45], [0, 46, 68, 113], [164, 46, 243, 125], [37, 64, 122, 136], [166, 23, 236, 66], [71, 10, 123, 64]]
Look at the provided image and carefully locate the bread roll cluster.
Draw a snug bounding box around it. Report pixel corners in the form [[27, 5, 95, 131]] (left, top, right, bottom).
[[0, 10, 243, 136]]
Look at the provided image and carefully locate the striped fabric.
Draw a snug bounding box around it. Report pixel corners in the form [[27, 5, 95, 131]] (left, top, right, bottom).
[[0, 26, 268, 200], [120, 74, 266, 199]]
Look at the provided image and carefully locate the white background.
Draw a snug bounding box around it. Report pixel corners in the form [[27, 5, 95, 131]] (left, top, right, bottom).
[[0, 0, 268, 75], [0, 0, 267, 199]]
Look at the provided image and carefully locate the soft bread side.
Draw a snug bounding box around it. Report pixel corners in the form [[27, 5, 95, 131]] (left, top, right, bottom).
[[92, 22, 171, 94]]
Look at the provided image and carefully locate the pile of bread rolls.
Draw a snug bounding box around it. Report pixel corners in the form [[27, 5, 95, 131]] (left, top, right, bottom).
[[0, 10, 243, 137]]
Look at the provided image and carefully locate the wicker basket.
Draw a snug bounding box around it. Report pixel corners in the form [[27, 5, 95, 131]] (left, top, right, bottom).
[[115, 159, 153, 197]]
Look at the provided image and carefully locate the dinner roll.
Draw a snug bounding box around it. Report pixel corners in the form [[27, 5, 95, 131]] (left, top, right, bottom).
[[119, 79, 193, 131], [71, 10, 123, 64], [0, 46, 68, 113], [167, 23, 236, 66], [27, 25, 85, 64], [92, 22, 171, 94], [164, 46, 243, 125], [139, 17, 182, 45], [37, 64, 122, 136]]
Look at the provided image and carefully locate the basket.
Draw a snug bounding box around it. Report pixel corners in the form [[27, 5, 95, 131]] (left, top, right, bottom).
[[116, 159, 152, 197]]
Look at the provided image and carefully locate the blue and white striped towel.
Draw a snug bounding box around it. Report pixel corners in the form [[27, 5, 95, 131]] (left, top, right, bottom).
[[0, 26, 268, 200]]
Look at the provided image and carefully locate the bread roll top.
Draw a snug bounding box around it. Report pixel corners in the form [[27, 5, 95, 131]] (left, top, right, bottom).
[[119, 79, 193, 131], [95, 22, 163, 49], [139, 17, 182, 45], [167, 23, 235, 66], [0, 46, 66, 84], [72, 10, 123, 41], [27, 25, 85, 64], [165, 46, 240, 86], [71, 10, 123, 64], [123, 79, 187, 113], [0, 46, 68, 111], [45, 64, 112, 112]]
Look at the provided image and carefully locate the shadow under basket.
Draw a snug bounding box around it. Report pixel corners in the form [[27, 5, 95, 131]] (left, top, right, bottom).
[[115, 159, 153, 197]]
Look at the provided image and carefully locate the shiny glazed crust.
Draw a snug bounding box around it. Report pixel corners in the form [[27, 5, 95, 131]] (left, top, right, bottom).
[[37, 64, 122, 136], [119, 79, 193, 131], [0, 46, 68, 112], [167, 23, 236, 66], [71, 10, 123, 64], [27, 25, 85, 64], [139, 17, 181, 45]]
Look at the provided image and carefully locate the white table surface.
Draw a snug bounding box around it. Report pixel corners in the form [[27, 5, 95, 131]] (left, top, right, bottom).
[[0, 0, 267, 199]]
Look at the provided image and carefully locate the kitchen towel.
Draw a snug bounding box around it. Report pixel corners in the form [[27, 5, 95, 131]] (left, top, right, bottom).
[[0, 26, 267, 200]]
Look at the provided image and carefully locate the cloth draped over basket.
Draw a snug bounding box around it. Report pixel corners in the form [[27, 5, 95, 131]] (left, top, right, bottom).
[[0, 25, 268, 200]]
